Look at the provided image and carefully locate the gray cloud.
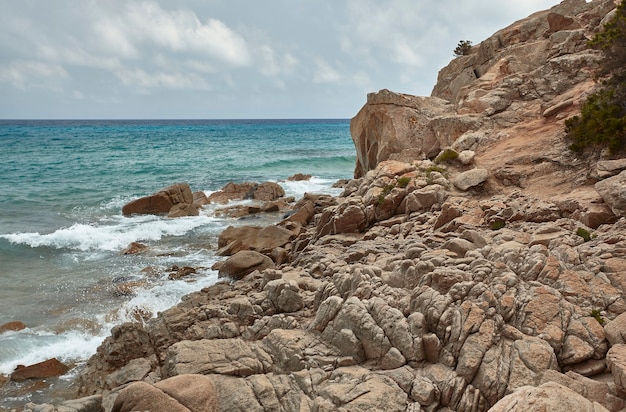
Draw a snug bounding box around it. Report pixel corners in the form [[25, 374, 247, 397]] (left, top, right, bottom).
[[0, 0, 559, 119]]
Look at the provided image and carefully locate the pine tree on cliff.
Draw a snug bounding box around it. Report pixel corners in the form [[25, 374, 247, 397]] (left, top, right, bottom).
[[566, 1, 626, 155]]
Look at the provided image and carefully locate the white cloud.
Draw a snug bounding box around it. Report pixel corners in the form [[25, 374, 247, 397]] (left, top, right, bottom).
[[115, 68, 211, 91], [98, 2, 251, 66], [0, 60, 68, 90], [313, 58, 341, 84]]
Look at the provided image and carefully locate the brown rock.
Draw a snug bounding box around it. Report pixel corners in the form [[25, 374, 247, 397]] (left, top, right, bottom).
[[121, 241, 148, 255], [217, 225, 294, 255], [0, 321, 26, 333], [10, 358, 70, 382], [208, 181, 285, 204], [122, 183, 194, 216], [113, 375, 218, 412], [168, 266, 197, 280], [288, 173, 312, 181], [350, 89, 453, 177], [168, 203, 199, 218], [216, 250, 275, 280]]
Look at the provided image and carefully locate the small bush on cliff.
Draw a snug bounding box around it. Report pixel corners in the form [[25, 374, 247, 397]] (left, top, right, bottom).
[[576, 227, 593, 242], [454, 40, 473, 56], [566, 2, 626, 155], [591, 309, 606, 326], [434, 149, 459, 164], [397, 176, 411, 188]]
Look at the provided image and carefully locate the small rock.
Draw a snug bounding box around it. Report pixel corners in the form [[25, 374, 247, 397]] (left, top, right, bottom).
[[0, 321, 27, 333], [121, 242, 148, 255]]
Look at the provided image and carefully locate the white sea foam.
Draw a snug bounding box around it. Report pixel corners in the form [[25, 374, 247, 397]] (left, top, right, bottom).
[[280, 176, 343, 199], [0, 328, 104, 376], [0, 214, 217, 252], [0, 269, 219, 376]]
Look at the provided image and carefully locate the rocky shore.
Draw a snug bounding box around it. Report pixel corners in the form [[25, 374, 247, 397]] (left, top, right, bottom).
[[15, 0, 626, 411]]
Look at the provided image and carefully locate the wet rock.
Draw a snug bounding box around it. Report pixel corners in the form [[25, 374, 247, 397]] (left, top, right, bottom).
[[122, 182, 195, 217], [11, 358, 70, 382], [0, 321, 26, 333], [121, 241, 148, 255]]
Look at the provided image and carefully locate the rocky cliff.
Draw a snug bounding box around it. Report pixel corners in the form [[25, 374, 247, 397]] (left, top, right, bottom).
[[26, 1, 626, 411]]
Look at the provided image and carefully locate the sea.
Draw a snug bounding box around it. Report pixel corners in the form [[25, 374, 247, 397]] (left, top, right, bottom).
[[0, 119, 355, 407]]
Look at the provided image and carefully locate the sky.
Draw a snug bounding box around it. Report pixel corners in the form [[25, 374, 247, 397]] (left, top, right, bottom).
[[0, 0, 560, 119]]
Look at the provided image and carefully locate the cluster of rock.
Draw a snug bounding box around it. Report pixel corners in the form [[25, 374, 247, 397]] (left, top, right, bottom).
[[18, 0, 626, 411], [43, 154, 625, 412]]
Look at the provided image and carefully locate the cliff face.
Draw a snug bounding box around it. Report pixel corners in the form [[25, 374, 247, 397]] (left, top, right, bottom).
[[351, 0, 616, 201], [27, 1, 626, 412]]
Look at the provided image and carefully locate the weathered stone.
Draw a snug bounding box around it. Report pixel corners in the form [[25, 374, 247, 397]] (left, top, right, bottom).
[[112, 374, 218, 412], [217, 225, 294, 255], [216, 250, 275, 280], [595, 171, 626, 218], [607, 344, 626, 393], [605, 312, 626, 345], [453, 168, 489, 191], [489, 381, 609, 412]]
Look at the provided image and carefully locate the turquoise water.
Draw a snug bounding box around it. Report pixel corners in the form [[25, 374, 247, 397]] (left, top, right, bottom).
[[0, 119, 355, 405]]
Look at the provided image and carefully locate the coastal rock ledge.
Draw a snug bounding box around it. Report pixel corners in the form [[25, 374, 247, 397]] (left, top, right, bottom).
[[24, 0, 626, 411]]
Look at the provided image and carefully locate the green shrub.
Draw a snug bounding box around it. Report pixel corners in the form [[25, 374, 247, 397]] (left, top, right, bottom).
[[434, 149, 459, 164], [490, 219, 506, 230], [378, 183, 395, 206], [565, 1, 626, 155], [576, 227, 592, 242], [397, 176, 411, 188], [423, 165, 447, 175], [454, 40, 473, 57], [591, 309, 605, 326], [566, 88, 626, 154]]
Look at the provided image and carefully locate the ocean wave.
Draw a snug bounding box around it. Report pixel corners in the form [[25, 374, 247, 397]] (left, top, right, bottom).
[[260, 154, 355, 172], [0, 214, 215, 252], [280, 176, 345, 199]]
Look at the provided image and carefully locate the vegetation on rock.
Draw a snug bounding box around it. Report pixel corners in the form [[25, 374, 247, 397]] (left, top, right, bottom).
[[576, 227, 593, 242], [566, 1, 626, 155], [434, 148, 459, 164], [453, 40, 473, 56]]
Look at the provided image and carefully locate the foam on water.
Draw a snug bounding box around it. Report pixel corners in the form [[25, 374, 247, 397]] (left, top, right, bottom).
[[0, 214, 218, 252], [0, 268, 219, 376]]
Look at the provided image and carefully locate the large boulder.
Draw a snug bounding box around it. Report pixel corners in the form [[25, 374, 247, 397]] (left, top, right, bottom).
[[488, 381, 609, 412], [112, 374, 218, 412], [122, 183, 198, 217], [350, 89, 454, 178]]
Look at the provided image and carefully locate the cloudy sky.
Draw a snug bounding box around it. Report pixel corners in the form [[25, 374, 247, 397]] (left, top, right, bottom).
[[0, 0, 559, 119]]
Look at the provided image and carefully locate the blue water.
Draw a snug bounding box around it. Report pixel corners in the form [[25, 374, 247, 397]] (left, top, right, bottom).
[[0, 119, 354, 405]]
